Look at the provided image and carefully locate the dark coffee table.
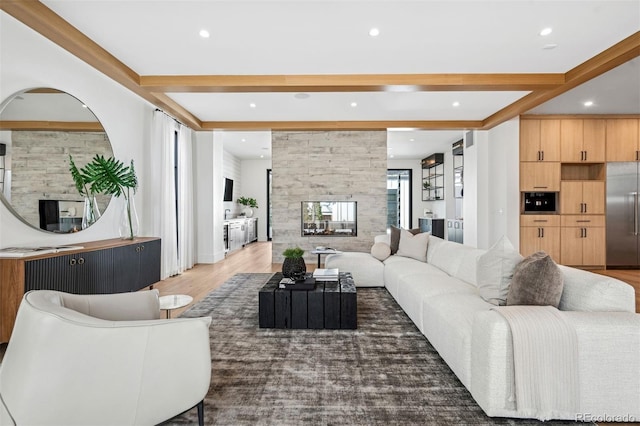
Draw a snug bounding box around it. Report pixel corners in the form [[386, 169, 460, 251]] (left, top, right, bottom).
[[259, 272, 357, 329]]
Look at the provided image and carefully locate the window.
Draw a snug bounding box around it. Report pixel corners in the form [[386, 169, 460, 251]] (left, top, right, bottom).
[[387, 169, 412, 229]]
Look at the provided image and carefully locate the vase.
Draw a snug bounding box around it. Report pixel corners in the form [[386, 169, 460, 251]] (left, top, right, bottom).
[[282, 257, 306, 278], [119, 195, 139, 239], [82, 195, 101, 229], [243, 207, 254, 218]]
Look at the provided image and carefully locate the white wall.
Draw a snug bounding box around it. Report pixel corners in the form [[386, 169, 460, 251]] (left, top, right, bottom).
[[485, 118, 520, 248], [240, 158, 272, 241], [222, 149, 242, 217], [463, 120, 520, 249], [0, 12, 153, 248]]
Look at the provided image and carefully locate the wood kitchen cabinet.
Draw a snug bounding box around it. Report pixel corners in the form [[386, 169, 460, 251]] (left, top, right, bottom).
[[606, 118, 639, 161], [560, 119, 605, 162], [520, 162, 560, 191], [560, 215, 605, 267], [560, 181, 605, 214], [0, 237, 161, 343], [520, 119, 560, 162], [520, 215, 560, 262]]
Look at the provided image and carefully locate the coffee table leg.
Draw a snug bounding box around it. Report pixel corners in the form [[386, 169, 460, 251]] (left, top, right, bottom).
[[317, 253, 321, 267], [165, 309, 170, 319]]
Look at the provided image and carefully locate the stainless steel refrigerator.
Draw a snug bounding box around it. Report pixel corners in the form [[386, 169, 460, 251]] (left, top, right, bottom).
[[606, 163, 640, 266]]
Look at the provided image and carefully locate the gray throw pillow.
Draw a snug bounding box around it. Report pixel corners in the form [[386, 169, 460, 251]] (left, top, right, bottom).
[[507, 251, 564, 307], [390, 226, 421, 254]]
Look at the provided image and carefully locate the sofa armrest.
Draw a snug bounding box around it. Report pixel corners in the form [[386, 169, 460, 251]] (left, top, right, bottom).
[[470, 310, 640, 420]]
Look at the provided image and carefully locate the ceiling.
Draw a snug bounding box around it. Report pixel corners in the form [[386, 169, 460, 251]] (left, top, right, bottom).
[[1, 1, 639, 159]]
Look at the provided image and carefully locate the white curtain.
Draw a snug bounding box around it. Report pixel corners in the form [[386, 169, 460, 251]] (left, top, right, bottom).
[[177, 125, 195, 272], [150, 110, 194, 278]]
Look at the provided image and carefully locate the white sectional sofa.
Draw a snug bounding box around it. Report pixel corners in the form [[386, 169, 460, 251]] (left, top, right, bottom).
[[325, 235, 640, 422]]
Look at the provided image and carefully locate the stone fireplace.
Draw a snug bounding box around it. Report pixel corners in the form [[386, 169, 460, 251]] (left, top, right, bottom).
[[271, 130, 387, 264]]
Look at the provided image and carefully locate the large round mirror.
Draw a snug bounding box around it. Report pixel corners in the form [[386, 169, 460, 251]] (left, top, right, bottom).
[[0, 88, 113, 232]]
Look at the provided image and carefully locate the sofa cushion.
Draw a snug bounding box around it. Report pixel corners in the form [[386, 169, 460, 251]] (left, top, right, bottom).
[[390, 226, 420, 254], [383, 256, 448, 300], [477, 236, 523, 305], [507, 251, 563, 307], [453, 246, 485, 287], [422, 292, 494, 389], [396, 274, 477, 333], [396, 229, 429, 262], [324, 252, 384, 287], [370, 242, 391, 261], [427, 236, 481, 279]]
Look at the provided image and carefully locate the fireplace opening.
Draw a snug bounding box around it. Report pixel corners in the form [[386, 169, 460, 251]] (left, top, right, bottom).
[[301, 201, 357, 237]]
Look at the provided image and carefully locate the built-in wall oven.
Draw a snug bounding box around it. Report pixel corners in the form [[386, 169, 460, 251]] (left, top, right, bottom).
[[522, 192, 558, 214]]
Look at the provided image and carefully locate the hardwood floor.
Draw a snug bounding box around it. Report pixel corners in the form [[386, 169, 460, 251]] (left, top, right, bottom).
[[154, 242, 640, 315], [152, 242, 280, 317]]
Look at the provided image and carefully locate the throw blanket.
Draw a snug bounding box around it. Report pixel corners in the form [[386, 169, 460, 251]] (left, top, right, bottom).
[[492, 306, 580, 420]]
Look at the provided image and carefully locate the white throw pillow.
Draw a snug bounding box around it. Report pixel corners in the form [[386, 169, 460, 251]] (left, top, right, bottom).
[[476, 236, 523, 305], [396, 229, 429, 262], [370, 242, 391, 261]]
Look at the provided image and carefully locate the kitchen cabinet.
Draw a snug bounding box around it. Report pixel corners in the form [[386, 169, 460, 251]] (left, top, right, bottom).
[[560, 215, 605, 267], [418, 217, 445, 239], [246, 218, 258, 244], [520, 119, 560, 162], [422, 153, 445, 201], [560, 119, 605, 162], [520, 162, 560, 191], [228, 221, 245, 253], [0, 237, 161, 343], [606, 118, 639, 162], [560, 181, 605, 214], [519, 215, 560, 262], [447, 219, 463, 244]]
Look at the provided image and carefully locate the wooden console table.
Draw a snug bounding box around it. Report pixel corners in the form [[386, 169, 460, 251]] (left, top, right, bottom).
[[0, 237, 161, 343]]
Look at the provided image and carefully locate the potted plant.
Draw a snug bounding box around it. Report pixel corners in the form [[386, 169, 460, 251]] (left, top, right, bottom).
[[282, 247, 306, 278], [71, 154, 138, 239], [237, 196, 258, 218]]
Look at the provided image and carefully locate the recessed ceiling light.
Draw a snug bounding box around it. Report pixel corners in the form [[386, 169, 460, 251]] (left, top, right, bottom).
[[241, 138, 246, 142], [199, 29, 210, 38], [294, 93, 310, 100], [452, 101, 460, 107], [369, 28, 380, 37], [389, 154, 395, 158], [539, 27, 552, 36], [543, 43, 558, 50], [584, 100, 594, 107], [249, 103, 256, 108], [350, 102, 358, 107], [260, 155, 264, 158], [409, 138, 415, 142]]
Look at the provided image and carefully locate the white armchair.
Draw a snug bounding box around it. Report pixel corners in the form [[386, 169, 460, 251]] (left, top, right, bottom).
[[0, 290, 212, 426]]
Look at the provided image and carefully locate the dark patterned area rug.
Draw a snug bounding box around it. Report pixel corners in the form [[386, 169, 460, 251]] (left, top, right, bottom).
[[168, 273, 589, 426]]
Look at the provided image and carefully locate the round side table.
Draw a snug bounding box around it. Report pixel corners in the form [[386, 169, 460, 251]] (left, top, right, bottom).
[[159, 294, 193, 319]]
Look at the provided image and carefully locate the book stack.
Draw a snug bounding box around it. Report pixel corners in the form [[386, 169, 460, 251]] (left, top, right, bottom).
[[313, 268, 339, 281]]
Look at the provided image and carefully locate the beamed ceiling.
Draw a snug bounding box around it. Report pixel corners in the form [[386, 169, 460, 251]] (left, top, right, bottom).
[[0, 0, 639, 158]]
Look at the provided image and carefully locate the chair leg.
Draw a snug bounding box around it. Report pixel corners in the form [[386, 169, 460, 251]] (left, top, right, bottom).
[[197, 400, 204, 426]]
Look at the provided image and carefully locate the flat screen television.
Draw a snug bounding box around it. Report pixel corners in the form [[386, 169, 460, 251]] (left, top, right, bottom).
[[223, 178, 233, 202]]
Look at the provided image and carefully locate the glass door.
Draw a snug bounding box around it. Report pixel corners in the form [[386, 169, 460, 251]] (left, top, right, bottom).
[[387, 169, 412, 229]]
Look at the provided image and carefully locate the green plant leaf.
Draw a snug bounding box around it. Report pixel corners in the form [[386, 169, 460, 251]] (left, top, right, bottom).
[[283, 247, 304, 258], [68, 154, 89, 196], [81, 155, 138, 198]]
